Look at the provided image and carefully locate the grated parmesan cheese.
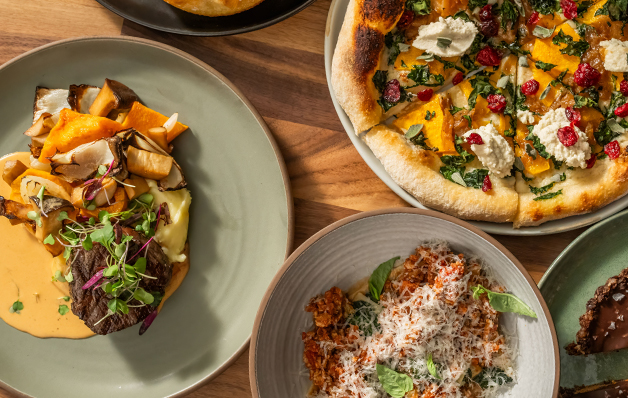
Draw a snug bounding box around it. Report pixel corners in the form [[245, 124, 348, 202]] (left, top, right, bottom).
[[303, 242, 516, 398]]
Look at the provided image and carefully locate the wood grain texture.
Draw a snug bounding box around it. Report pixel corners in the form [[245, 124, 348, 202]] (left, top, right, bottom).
[[0, 0, 594, 397]]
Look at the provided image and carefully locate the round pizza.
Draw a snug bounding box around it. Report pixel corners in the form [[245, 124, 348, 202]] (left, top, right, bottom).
[[331, 0, 628, 227]]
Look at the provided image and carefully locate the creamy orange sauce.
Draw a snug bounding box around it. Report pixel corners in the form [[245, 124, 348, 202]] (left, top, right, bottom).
[[0, 152, 189, 338], [0, 153, 94, 338]]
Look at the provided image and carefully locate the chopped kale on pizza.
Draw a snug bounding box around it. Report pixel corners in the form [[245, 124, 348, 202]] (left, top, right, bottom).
[[331, 0, 628, 227]]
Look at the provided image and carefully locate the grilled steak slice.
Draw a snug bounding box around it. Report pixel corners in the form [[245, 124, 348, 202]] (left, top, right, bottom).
[[69, 227, 172, 335]]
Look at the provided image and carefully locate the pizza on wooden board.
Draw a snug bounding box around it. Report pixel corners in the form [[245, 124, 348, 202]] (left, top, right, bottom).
[[331, 0, 628, 227]]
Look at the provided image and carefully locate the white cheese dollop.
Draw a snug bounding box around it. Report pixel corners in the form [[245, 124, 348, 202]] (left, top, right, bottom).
[[518, 110, 536, 124], [600, 39, 628, 72], [412, 17, 478, 57], [534, 108, 591, 169], [463, 124, 514, 178]]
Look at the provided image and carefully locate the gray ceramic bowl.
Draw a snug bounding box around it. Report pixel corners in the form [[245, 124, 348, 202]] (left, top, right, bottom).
[[250, 209, 559, 397], [0, 37, 292, 398]]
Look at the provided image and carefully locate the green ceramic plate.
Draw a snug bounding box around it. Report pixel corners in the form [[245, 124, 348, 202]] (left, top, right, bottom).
[[539, 209, 628, 389], [0, 37, 292, 398]]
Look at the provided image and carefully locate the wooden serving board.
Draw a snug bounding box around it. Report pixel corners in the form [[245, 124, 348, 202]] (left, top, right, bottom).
[[0, 0, 587, 396]]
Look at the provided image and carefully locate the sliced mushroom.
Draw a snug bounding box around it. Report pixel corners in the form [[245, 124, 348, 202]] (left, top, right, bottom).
[[30, 133, 49, 147], [158, 161, 187, 191], [33, 87, 70, 124], [29, 155, 52, 172], [126, 146, 172, 180], [146, 127, 169, 152], [123, 174, 150, 200], [89, 79, 139, 117], [29, 195, 73, 256], [49, 136, 127, 183], [118, 129, 186, 191], [20, 175, 72, 203], [67, 84, 101, 114], [25, 113, 55, 137], [71, 178, 118, 208], [2, 160, 28, 186], [0, 196, 36, 231]]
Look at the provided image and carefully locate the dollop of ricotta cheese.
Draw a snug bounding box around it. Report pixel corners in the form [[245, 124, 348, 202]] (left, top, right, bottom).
[[518, 110, 535, 124], [412, 17, 478, 57], [463, 124, 514, 178], [600, 39, 628, 72], [534, 108, 591, 169]]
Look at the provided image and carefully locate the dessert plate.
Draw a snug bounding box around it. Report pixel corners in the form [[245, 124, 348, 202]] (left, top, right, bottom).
[[539, 209, 628, 389]]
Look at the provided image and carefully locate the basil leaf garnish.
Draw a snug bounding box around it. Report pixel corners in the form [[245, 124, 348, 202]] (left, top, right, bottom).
[[376, 364, 414, 398], [471, 286, 537, 318], [368, 256, 400, 302], [427, 353, 441, 379]]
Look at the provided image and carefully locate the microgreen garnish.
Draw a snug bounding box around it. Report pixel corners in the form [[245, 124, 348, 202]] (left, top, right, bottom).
[[60, 296, 70, 302], [52, 193, 170, 327], [52, 270, 66, 283], [27, 210, 42, 227], [9, 299, 23, 314], [58, 305, 69, 315], [43, 234, 55, 245]]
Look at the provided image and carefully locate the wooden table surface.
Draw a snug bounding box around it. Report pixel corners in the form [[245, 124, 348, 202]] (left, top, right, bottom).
[[0, 0, 590, 396]]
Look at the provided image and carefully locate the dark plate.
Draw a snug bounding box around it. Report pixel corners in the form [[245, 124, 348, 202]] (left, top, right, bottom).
[[96, 0, 317, 36]]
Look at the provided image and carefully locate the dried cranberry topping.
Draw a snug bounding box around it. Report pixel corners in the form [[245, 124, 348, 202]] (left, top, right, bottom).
[[383, 79, 401, 103], [480, 20, 499, 37], [466, 133, 484, 145], [621, 80, 628, 97], [417, 88, 433, 101], [482, 175, 492, 192], [560, 0, 578, 19], [586, 155, 596, 169], [396, 10, 414, 29], [605, 140, 621, 159], [452, 72, 464, 86], [521, 79, 540, 95], [528, 11, 540, 24], [565, 107, 581, 127], [557, 125, 578, 147], [615, 103, 628, 118], [476, 46, 502, 67], [487, 94, 507, 113], [574, 63, 601, 88], [479, 4, 493, 21]]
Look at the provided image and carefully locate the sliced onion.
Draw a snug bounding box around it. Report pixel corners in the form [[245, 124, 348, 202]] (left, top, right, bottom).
[[82, 269, 104, 290], [139, 309, 159, 335]]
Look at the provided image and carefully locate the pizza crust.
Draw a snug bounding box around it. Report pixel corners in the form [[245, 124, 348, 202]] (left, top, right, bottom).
[[514, 151, 628, 228], [331, 0, 405, 134], [363, 125, 519, 222]]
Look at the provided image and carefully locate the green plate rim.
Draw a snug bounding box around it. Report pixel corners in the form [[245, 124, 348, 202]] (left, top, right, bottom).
[[538, 208, 628, 290], [0, 35, 294, 398]]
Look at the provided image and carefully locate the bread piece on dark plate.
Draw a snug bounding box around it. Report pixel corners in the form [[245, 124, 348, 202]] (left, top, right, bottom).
[[566, 268, 628, 355], [559, 379, 628, 397]]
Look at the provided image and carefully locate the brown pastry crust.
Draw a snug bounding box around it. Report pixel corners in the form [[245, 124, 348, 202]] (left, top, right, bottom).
[[331, 0, 404, 134], [566, 268, 628, 355]]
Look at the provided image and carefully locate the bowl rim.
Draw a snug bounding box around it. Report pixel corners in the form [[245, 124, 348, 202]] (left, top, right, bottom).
[[0, 35, 294, 398], [248, 207, 560, 398], [95, 0, 318, 36]]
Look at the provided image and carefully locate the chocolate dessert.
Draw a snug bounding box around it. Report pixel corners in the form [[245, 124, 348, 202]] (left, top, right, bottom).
[[566, 268, 628, 356]]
